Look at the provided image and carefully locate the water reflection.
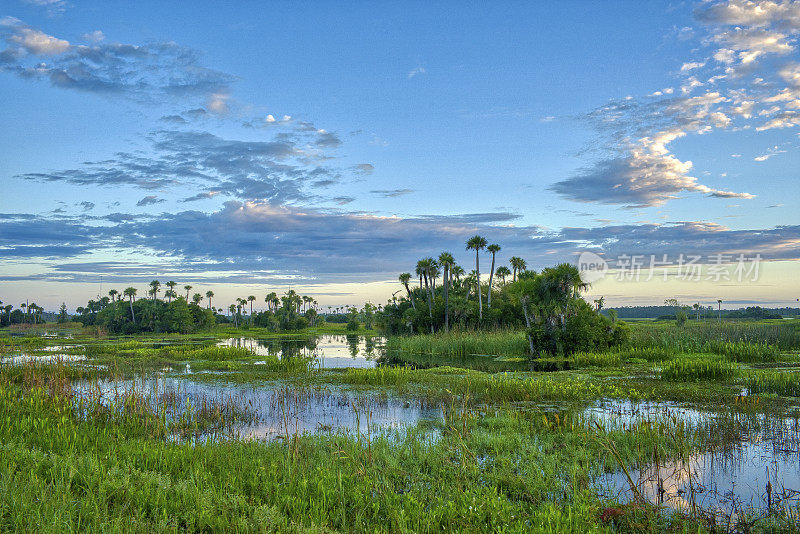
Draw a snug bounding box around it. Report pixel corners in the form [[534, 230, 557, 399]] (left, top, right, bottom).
[[591, 399, 800, 521], [217, 335, 384, 368], [73, 374, 440, 441]]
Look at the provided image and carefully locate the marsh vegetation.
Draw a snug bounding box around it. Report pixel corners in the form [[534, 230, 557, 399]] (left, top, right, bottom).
[[2, 315, 800, 532], [2, 243, 800, 531]]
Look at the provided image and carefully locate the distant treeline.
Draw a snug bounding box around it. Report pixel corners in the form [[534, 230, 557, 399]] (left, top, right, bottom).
[[604, 305, 799, 319]]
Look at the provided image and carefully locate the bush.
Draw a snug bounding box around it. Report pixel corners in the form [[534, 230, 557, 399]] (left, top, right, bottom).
[[528, 301, 628, 356]]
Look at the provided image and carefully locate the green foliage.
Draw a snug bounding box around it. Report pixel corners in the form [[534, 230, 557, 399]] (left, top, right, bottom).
[[57, 303, 69, 324], [745, 370, 800, 397], [386, 330, 529, 358], [92, 299, 215, 334], [661, 355, 739, 381]]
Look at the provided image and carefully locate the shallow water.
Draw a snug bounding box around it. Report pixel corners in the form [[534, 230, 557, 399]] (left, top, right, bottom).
[[1, 353, 86, 365], [590, 399, 800, 520], [218, 335, 384, 368], [72, 374, 439, 441]]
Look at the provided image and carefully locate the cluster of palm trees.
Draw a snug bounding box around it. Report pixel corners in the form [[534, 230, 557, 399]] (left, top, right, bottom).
[[398, 235, 529, 331], [0, 299, 44, 324]]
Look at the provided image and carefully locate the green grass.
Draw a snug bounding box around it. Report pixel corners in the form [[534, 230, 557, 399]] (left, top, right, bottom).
[[660, 355, 739, 381], [386, 330, 530, 358], [4, 321, 800, 531], [628, 320, 800, 352], [744, 370, 800, 397], [0, 364, 714, 533]]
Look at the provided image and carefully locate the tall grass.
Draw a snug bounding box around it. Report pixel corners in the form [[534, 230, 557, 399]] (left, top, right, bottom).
[[340, 366, 641, 402], [661, 356, 739, 381], [386, 330, 529, 358], [629, 321, 800, 352], [744, 370, 800, 397], [0, 362, 711, 533]]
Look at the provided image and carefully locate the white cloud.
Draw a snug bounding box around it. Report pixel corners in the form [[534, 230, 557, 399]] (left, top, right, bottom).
[[9, 28, 70, 55], [681, 60, 707, 71], [754, 145, 787, 160], [779, 61, 800, 84], [731, 100, 756, 118], [23, 0, 68, 15], [756, 111, 800, 130], [696, 0, 800, 29], [713, 48, 736, 63], [407, 66, 426, 78], [82, 30, 104, 43], [207, 92, 230, 114], [713, 28, 794, 64]]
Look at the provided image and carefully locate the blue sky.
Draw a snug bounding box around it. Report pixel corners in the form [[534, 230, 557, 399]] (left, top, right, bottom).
[[1, 0, 800, 310]]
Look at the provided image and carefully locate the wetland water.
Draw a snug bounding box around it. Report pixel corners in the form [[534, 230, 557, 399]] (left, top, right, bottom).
[[4, 334, 800, 521], [588, 399, 800, 518], [72, 374, 442, 441], [217, 334, 384, 368]]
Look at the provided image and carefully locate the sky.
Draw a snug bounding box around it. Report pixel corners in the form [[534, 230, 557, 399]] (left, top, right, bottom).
[[1, 0, 800, 311]]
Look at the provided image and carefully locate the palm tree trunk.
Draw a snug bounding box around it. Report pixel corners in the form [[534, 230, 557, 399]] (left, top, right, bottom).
[[488, 252, 496, 308], [443, 264, 449, 332], [404, 282, 416, 310], [475, 250, 482, 321], [129, 298, 135, 323], [423, 274, 434, 333], [520, 298, 536, 358]]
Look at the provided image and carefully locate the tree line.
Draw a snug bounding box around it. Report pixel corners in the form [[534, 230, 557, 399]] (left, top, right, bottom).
[[379, 235, 627, 356]]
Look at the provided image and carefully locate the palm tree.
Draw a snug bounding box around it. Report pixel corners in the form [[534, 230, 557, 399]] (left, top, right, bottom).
[[466, 235, 488, 320], [206, 290, 214, 309], [229, 304, 237, 326], [400, 273, 415, 309], [418, 258, 437, 332], [510, 257, 526, 282], [123, 287, 137, 323], [247, 295, 256, 321], [164, 289, 177, 302], [415, 261, 426, 293], [192, 293, 203, 305], [149, 280, 160, 301], [438, 252, 454, 331], [594, 296, 605, 311], [717, 299, 723, 322], [265, 292, 277, 312], [108, 289, 118, 302], [495, 266, 511, 285], [486, 243, 500, 308], [184, 285, 192, 300], [451, 265, 464, 286], [165, 281, 177, 302]]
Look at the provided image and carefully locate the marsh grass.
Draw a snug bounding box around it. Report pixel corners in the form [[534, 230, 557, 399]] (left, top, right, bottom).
[[339, 366, 642, 403], [744, 370, 800, 397], [661, 355, 739, 381], [386, 330, 529, 358], [629, 321, 800, 352], [0, 361, 717, 533]]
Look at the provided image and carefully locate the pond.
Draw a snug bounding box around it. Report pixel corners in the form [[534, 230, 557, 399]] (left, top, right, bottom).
[[72, 373, 441, 442], [217, 334, 384, 368], [589, 399, 800, 522]]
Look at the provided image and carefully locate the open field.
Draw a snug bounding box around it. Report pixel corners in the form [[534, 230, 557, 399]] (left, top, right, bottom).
[[1, 319, 800, 532]]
